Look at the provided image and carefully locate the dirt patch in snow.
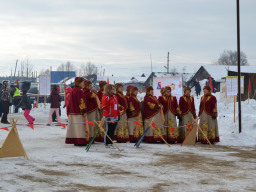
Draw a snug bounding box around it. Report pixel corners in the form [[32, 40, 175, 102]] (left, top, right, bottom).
[[53, 184, 116, 192], [36, 169, 70, 176], [18, 175, 55, 185], [153, 152, 236, 170], [101, 168, 132, 175]]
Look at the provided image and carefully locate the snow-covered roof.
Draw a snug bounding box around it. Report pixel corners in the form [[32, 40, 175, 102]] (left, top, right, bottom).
[[133, 76, 148, 83], [154, 72, 173, 77], [129, 73, 150, 83], [227, 66, 256, 73], [203, 65, 256, 81], [203, 65, 229, 81], [97, 76, 132, 84], [64, 77, 75, 85]]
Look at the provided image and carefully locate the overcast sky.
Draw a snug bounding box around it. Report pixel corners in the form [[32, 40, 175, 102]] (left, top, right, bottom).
[[0, 0, 255, 77]]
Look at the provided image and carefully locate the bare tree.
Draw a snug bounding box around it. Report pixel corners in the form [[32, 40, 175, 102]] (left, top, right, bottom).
[[79, 62, 98, 76], [20, 61, 25, 77], [40, 69, 50, 76], [216, 50, 249, 66], [182, 66, 186, 73], [57, 61, 76, 71], [19, 59, 34, 78], [57, 63, 65, 71], [170, 67, 178, 75]]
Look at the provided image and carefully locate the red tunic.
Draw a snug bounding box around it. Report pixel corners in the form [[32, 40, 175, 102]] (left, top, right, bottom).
[[98, 90, 103, 102], [125, 95, 130, 116], [158, 96, 166, 113], [68, 87, 86, 115], [65, 87, 72, 115], [115, 92, 128, 112], [127, 95, 141, 118], [158, 95, 179, 115], [65, 87, 72, 106], [83, 89, 98, 113], [143, 94, 160, 119], [198, 94, 217, 117], [179, 96, 196, 117]]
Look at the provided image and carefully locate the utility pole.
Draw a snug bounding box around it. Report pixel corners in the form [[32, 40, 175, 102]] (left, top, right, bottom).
[[164, 52, 170, 73], [150, 54, 153, 73], [14, 59, 18, 82], [167, 52, 169, 73], [27, 65, 29, 79], [237, 0, 242, 133]]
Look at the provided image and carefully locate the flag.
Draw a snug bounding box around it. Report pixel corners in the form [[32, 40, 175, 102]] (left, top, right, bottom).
[[0, 127, 9, 131], [134, 121, 142, 126], [209, 75, 213, 92], [26, 124, 34, 130], [87, 122, 94, 126], [60, 124, 66, 129], [248, 77, 251, 93], [107, 78, 110, 84], [170, 127, 174, 134], [187, 124, 191, 132]]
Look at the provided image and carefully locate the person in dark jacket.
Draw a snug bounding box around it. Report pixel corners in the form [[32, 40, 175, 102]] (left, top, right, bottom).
[[47, 86, 61, 126], [1, 81, 11, 124], [16, 89, 35, 124], [194, 80, 201, 99], [52, 87, 61, 122]]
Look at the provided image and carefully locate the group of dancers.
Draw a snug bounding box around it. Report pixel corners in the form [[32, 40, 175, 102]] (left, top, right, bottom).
[[65, 77, 219, 147]]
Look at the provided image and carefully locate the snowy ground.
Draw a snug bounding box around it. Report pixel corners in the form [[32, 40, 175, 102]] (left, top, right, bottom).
[[0, 94, 256, 192]]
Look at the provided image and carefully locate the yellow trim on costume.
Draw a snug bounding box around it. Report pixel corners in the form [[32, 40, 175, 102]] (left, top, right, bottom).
[[79, 98, 86, 110], [129, 102, 135, 111], [177, 106, 181, 114], [147, 102, 155, 109], [91, 92, 96, 98]]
